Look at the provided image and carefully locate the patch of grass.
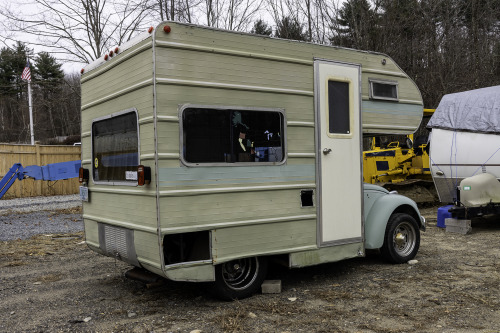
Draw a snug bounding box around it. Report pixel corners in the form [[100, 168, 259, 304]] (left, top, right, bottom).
[[212, 303, 249, 332], [1, 260, 28, 267], [256, 299, 301, 316], [311, 288, 357, 302], [47, 206, 82, 216], [0, 232, 84, 260]]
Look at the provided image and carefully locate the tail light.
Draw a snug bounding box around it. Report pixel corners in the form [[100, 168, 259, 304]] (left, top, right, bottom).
[[79, 167, 89, 183], [137, 165, 151, 186]]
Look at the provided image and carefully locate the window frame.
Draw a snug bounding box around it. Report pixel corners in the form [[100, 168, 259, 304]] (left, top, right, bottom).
[[91, 108, 140, 186], [179, 104, 287, 167], [369, 78, 399, 102], [325, 76, 354, 139]]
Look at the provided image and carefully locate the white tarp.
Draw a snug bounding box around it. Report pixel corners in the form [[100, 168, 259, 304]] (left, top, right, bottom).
[[427, 85, 500, 133]]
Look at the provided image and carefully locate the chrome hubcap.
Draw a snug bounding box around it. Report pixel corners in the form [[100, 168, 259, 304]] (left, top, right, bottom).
[[395, 233, 406, 247], [393, 222, 416, 257]]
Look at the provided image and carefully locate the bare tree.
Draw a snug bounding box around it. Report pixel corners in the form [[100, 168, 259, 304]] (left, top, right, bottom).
[[201, 0, 261, 30], [264, 0, 338, 43], [0, 0, 151, 64], [149, 0, 202, 23]]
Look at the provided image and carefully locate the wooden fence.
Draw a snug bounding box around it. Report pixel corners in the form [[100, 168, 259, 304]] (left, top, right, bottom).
[[0, 144, 81, 199]]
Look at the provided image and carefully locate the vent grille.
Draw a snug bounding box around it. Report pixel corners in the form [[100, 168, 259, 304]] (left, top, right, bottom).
[[104, 225, 129, 259], [98, 223, 139, 266]]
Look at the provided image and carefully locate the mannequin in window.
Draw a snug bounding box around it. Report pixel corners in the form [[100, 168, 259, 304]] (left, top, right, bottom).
[[236, 129, 254, 162]]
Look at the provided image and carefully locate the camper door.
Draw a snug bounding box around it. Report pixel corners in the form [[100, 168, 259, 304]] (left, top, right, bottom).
[[314, 60, 363, 246]]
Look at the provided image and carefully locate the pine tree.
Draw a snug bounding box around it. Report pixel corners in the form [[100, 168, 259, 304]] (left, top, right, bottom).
[[332, 0, 377, 50], [0, 42, 33, 142], [34, 52, 64, 87], [0, 42, 31, 96], [275, 16, 307, 41], [34, 52, 65, 140], [251, 20, 272, 36]]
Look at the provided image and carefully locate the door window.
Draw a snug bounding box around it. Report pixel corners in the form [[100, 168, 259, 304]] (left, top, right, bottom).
[[328, 80, 350, 135]]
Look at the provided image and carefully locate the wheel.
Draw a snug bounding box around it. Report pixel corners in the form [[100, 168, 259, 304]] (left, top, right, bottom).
[[211, 256, 268, 300], [381, 213, 420, 264]]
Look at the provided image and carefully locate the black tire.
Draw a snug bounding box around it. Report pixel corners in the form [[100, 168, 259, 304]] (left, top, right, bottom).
[[381, 213, 420, 264], [211, 256, 268, 301]]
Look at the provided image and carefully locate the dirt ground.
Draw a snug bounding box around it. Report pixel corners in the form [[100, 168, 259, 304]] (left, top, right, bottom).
[[1, 206, 500, 333]]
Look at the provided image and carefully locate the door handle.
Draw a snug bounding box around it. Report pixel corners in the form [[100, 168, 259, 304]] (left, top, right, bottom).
[[323, 148, 332, 155], [435, 171, 444, 176]]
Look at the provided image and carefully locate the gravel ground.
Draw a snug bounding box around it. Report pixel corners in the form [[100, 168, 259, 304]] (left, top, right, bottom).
[[0, 195, 82, 241], [1, 206, 500, 332], [0, 194, 81, 214]]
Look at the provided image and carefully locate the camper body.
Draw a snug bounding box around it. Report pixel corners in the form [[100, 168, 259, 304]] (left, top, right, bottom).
[[428, 86, 500, 219], [428, 86, 500, 204], [80, 22, 425, 299]]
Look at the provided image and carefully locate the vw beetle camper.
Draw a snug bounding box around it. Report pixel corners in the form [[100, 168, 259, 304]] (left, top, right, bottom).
[[79, 22, 425, 300]]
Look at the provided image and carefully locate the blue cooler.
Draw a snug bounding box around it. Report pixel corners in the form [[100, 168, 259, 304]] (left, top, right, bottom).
[[437, 205, 453, 228]]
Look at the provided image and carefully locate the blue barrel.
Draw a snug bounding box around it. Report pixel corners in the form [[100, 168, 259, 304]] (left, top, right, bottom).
[[437, 205, 454, 228]]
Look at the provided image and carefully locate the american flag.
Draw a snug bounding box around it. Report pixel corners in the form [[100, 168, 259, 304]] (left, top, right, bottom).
[[21, 60, 31, 82]]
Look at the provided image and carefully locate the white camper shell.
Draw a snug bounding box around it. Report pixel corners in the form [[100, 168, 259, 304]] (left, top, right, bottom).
[[428, 86, 500, 204], [80, 22, 425, 299]]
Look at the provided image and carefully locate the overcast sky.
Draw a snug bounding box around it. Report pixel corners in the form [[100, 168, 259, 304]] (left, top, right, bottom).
[[0, 0, 82, 73], [1, 0, 346, 74]]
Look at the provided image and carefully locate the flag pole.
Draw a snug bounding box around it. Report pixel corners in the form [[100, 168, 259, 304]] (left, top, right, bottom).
[[27, 76, 34, 145], [24, 56, 35, 145]]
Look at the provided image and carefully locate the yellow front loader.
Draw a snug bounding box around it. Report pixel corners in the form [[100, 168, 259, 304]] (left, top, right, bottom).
[[363, 109, 434, 185]]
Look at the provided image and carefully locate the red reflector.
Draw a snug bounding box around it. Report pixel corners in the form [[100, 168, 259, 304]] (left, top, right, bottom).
[[137, 165, 151, 186], [79, 167, 89, 183], [114, 47, 119, 54], [138, 165, 145, 186], [163, 25, 171, 33], [109, 50, 114, 57], [148, 26, 154, 33], [104, 54, 108, 61]]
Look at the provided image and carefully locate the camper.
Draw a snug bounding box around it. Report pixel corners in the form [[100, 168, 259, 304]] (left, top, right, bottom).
[[428, 86, 500, 217], [79, 22, 425, 300]]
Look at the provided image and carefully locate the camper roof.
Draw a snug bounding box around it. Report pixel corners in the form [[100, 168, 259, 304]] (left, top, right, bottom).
[[428, 85, 500, 134]]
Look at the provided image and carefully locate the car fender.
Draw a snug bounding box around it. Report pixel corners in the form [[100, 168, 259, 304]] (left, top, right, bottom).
[[364, 193, 422, 249]]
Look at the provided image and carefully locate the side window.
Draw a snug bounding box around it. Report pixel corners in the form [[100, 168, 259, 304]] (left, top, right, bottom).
[[328, 80, 350, 135], [369, 79, 398, 101], [182, 107, 285, 164], [92, 111, 139, 183]]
